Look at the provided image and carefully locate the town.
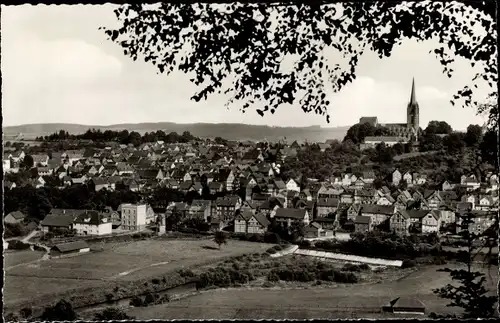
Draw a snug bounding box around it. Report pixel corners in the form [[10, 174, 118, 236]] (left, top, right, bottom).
[[3, 112, 498, 320]]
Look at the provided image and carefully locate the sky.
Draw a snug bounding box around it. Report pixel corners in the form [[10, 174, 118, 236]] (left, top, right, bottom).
[[1, 4, 492, 130]]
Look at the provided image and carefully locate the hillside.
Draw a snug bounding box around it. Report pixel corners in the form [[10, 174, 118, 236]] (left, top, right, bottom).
[[2, 123, 349, 143]]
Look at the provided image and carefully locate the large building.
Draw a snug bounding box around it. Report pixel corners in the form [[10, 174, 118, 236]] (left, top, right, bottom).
[[121, 203, 148, 231], [359, 78, 420, 141]]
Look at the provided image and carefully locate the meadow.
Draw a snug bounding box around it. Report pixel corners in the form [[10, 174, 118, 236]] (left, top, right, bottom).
[[128, 263, 498, 319], [4, 238, 273, 308]]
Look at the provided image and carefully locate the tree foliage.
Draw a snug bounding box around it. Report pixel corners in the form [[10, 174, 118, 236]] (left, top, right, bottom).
[[38, 128, 198, 145], [425, 121, 453, 135], [433, 212, 498, 318], [40, 299, 77, 321], [213, 230, 228, 249], [343, 123, 391, 145], [102, 2, 496, 123], [464, 124, 483, 147]]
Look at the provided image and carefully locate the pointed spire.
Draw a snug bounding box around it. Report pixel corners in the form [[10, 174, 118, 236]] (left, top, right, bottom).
[[409, 78, 417, 104]]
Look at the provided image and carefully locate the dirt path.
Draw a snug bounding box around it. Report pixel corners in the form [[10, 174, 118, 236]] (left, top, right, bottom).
[[109, 261, 171, 280]]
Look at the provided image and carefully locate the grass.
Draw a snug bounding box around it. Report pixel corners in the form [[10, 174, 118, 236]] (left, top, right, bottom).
[[127, 262, 498, 319], [4, 238, 273, 310], [4, 250, 45, 268]]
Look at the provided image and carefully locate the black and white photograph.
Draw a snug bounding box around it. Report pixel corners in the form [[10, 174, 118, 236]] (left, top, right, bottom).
[[2, 1, 499, 320]]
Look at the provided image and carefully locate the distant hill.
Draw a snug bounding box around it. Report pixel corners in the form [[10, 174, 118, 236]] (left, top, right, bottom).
[[3, 122, 349, 143]]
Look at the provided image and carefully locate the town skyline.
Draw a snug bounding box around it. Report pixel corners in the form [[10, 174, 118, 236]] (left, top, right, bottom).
[[2, 4, 491, 130]]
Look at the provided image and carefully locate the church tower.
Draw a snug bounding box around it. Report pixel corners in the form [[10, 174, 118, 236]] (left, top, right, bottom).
[[407, 78, 419, 132]]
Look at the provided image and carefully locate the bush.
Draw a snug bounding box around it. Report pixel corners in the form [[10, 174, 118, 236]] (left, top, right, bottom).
[[177, 269, 196, 278], [41, 299, 77, 321], [151, 278, 160, 285], [95, 307, 134, 320], [4, 313, 18, 322], [4, 222, 29, 239], [271, 245, 283, 252], [335, 271, 359, 283], [267, 271, 280, 282], [432, 257, 447, 265], [401, 259, 416, 268], [300, 240, 312, 248], [342, 263, 362, 272], [265, 247, 277, 254], [130, 296, 143, 307], [143, 292, 158, 306], [262, 281, 275, 288], [8, 240, 31, 250], [264, 232, 281, 244], [358, 263, 370, 270], [19, 307, 32, 319]]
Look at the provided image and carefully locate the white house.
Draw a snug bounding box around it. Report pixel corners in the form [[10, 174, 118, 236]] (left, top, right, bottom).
[[234, 211, 270, 234], [73, 210, 113, 236], [286, 179, 300, 192], [3, 158, 11, 173], [274, 208, 310, 228], [360, 136, 409, 150], [421, 211, 441, 233]]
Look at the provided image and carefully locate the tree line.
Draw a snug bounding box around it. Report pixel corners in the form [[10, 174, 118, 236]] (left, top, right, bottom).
[[36, 129, 200, 146]]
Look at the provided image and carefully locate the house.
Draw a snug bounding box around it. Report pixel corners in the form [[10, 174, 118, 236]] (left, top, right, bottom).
[[360, 204, 396, 227], [50, 241, 90, 257], [316, 198, 340, 218], [462, 175, 480, 191], [413, 173, 427, 185], [251, 193, 269, 207], [33, 154, 50, 166], [442, 180, 456, 191], [274, 208, 310, 228], [234, 211, 270, 234], [311, 217, 336, 230], [402, 172, 413, 185], [421, 210, 441, 233], [304, 222, 333, 239], [382, 296, 426, 315], [4, 211, 27, 224], [477, 196, 498, 211], [286, 178, 300, 192], [73, 210, 113, 236], [362, 171, 375, 184], [120, 204, 148, 231], [390, 211, 411, 236], [298, 188, 313, 201], [40, 214, 75, 233], [209, 182, 224, 195], [188, 200, 212, 222], [92, 177, 110, 191], [347, 204, 362, 221], [355, 216, 372, 233], [215, 195, 241, 223], [376, 194, 395, 205], [4, 181, 16, 190], [210, 218, 224, 231], [37, 166, 52, 176], [392, 169, 402, 186]]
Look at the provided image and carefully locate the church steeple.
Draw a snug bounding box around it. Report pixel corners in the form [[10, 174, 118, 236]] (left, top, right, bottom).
[[409, 77, 417, 105], [407, 77, 419, 132]]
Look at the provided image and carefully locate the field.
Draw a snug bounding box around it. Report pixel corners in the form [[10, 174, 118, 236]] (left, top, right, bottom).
[[4, 238, 272, 307], [4, 250, 45, 268], [128, 263, 498, 319]]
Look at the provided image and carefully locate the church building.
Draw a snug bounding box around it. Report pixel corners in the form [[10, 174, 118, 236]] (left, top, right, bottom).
[[359, 78, 421, 142]]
